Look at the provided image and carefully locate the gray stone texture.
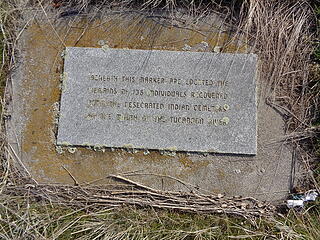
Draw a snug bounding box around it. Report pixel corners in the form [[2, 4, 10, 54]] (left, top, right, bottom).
[[57, 47, 257, 154]]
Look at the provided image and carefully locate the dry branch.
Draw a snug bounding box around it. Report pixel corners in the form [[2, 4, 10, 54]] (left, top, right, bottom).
[[3, 175, 276, 218]]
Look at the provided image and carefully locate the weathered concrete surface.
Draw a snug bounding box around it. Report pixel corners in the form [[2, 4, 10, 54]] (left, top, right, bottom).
[[58, 47, 257, 154], [6, 10, 292, 202]]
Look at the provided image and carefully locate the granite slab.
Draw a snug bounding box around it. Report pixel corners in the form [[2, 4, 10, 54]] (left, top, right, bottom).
[[57, 47, 257, 154]]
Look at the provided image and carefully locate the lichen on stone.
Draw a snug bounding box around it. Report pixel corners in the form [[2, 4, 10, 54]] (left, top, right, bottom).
[[101, 44, 110, 51], [160, 150, 176, 157], [60, 141, 72, 146], [60, 72, 68, 92], [182, 44, 191, 51], [60, 49, 68, 59], [93, 144, 107, 152], [67, 147, 77, 154], [56, 146, 64, 154], [52, 102, 60, 124], [213, 46, 222, 53], [143, 149, 150, 155]]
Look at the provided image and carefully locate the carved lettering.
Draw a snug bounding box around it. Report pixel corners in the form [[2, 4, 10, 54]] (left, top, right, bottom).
[[84, 74, 231, 127]]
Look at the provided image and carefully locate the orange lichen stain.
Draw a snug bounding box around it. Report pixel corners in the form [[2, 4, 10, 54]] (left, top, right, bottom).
[[211, 188, 222, 194], [178, 155, 194, 168], [216, 169, 226, 180], [20, 14, 248, 186]]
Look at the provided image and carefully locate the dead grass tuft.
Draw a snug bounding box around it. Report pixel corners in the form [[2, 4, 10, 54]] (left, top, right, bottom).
[[241, 0, 314, 130], [237, 0, 319, 192]]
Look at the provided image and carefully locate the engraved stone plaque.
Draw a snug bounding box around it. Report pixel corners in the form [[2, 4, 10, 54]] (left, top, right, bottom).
[[57, 47, 257, 154]]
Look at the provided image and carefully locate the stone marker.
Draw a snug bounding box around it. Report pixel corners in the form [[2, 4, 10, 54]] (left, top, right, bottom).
[[6, 12, 294, 201], [57, 47, 257, 154]]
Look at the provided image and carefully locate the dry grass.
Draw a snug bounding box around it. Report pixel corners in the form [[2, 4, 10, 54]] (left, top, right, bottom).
[[0, 0, 319, 239], [240, 0, 314, 129], [0, 191, 319, 239], [238, 0, 320, 193]]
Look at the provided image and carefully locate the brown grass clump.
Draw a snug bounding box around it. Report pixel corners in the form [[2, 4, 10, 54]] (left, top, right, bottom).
[[241, 0, 314, 129], [238, 0, 320, 191]]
